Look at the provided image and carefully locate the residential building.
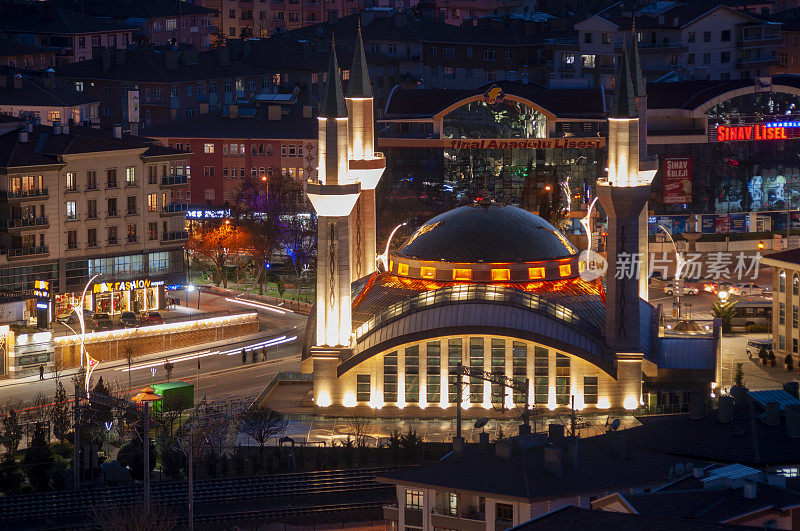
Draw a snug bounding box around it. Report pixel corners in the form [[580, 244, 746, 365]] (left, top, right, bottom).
[[762, 248, 800, 362], [192, 0, 365, 39], [378, 427, 713, 529], [514, 505, 749, 530], [0, 38, 56, 70], [143, 101, 316, 207], [0, 69, 99, 127], [0, 4, 136, 63], [0, 119, 190, 326], [50, 0, 218, 51], [53, 44, 267, 129], [772, 8, 800, 74], [574, 3, 781, 87]]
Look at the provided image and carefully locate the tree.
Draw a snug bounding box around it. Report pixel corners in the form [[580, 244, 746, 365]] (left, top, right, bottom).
[[346, 414, 373, 448], [238, 405, 287, 467], [185, 222, 248, 288], [786, 354, 795, 371], [733, 362, 745, 388], [400, 428, 423, 463], [117, 428, 157, 481], [0, 452, 24, 494], [156, 427, 185, 480], [22, 422, 52, 491], [284, 214, 316, 299], [51, 381, 70, 443], [71, 366, 86, 393], [233, 170, 303, 295], [711, 298, 737, 333], [2, 409, 22, 455]]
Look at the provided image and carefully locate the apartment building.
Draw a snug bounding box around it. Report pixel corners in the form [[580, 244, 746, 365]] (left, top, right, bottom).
[[144, 101, 316, 207], [193, 0, 364, 39], [573, 3, 781, 87], [0, 38, 56, 70], [0, 118, 189, 318], [0, 69, 99, 127], [51, 0, 218, 51], [0, 4, 136, 64]]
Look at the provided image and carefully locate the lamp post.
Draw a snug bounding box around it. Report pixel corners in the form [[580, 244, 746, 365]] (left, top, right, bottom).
[[150, 367, 157, 386], [131, 386, 162, 517], [76, 274, 100, 368], [659, 224, 686, 319], [186, 284, 195, 308]]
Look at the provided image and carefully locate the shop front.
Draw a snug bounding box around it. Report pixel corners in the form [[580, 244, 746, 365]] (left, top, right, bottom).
[[55, 277, 168, 316]]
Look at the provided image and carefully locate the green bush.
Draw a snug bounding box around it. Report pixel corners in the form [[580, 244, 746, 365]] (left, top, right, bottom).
[[745, 323, 770, 333]]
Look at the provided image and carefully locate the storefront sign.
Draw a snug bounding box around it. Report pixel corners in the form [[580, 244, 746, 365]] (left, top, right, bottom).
[[93, 278, 164, 293], [447, 138, 605, 149], [128, 90, 140, 123], [33, 280, 49, 299], [483, 85, 505, 105], [187, 209, 230, 219], [662, 157, 692, 204], [715, 124, 795, 141], [730, 213, 748, 233], [716, 215, 731, 233], [701, 215, 716, 234]]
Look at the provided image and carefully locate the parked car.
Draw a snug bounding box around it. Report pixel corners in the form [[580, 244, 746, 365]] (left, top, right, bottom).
[[737, 282, 764, 295], [56, 308, 91, 325], [89, 313, 114, 331], [140, 311, 164, 326], [663, 282, 699, 295], [120, 311, 139, 328]]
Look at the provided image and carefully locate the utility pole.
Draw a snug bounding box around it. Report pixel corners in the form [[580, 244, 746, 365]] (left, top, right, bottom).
[[143, 401, 150, 516], [187, 429, 194, 531]]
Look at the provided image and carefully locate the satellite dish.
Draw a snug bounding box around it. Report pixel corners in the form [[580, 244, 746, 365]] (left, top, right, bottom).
[[474, 417, 489, 430], [675, 463, 685, 476], [610, 418, 621, 431]]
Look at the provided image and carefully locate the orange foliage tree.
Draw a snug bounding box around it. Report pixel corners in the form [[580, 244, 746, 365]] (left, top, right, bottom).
[[185, 222, 249, 288]]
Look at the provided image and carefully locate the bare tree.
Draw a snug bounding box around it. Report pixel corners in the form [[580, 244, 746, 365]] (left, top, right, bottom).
[[346, 414, 373, 448], [91, 502, 175, 530], [238, 405, 287, 467]]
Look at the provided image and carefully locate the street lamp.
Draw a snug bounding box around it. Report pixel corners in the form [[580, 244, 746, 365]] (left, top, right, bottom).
[[186, 283, 195, 307], [76, 274, 100, 368], [659, 224, 686, 319], [151, 367, 157, 386], [377, 222, 407, 272]]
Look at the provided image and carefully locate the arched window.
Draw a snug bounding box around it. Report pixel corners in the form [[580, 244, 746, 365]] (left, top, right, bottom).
[[258, 144, 265, 156], [266, 144, 274, 157], [793, 274, 798, 296], [442, 98, 547, 139], [780, 270, 786, 293]]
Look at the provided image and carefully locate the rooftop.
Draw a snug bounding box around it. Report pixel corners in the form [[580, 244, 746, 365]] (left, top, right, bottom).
[[0, 70, 98, 108], [514, 505, 749, 530], [141, 107, 316, 140], [0, 5, 135, 35], [49, 0, 216, 20], [0, 37, 54, 57], [646, 75, 800, 111]]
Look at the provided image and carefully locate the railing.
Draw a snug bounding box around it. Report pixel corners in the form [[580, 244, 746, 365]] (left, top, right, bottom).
[[161, 175, 188, 186], [4, 188, 48, 200], [107, 211, 119, 218], [6, 217, 48, 228], [107, 238, 118, 245], [7, 245, 48, 258], [162, 203, 188, 214], [65, 186, 78, 193], [737, 56, 777, 65], [125, 180, 138, 187], [353, 284, 599, 342], [106, 182, 118, 189], [86, 213, 99, 220], [127, 237, 137, 243], [126, 209, 138, 216]]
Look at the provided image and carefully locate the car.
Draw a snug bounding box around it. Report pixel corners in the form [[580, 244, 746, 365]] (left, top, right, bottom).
[[737, 282, 763, 295], [703, 281, 740, 295], [140, 311, 164, 326], [663, 282, 699, 295], [88, 313, 114, 331], [56, 308, 91, 325], [120, 311, 139, 328]]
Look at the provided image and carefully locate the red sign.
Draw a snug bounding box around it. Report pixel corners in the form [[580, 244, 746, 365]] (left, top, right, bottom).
[[715, 125, 789, 142], [663, 157, 692, 204]]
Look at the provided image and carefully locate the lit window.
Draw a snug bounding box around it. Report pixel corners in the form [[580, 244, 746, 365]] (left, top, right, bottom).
[[203, 143, 214, 154], [397, 263, 409, 276], [491, 269, 510, 282], [529, 267, 545, 280], [405, 489, 423, 510], [559, 264, 572, 277], [421, 266, 435, 279], [453, 268, 471, 281]]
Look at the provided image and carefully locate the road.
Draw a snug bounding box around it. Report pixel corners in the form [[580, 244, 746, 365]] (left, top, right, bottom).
[[0, 291, 307, 406]]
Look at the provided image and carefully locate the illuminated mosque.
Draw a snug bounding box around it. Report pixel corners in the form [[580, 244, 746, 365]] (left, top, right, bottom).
[[300, 29, 719, 416]]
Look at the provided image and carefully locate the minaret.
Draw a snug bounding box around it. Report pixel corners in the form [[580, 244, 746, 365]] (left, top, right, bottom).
[[346, 23, 385, 280], [307, 40, 361, 349], [597, 44, 654, 409], [629, 36, 651, 301]]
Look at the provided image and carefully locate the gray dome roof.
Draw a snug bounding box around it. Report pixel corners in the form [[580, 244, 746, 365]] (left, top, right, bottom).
[[395, 204, 578, 263]]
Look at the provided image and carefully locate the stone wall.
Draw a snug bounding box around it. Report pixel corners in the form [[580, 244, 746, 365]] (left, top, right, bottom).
[[53, 313, 258, 369]]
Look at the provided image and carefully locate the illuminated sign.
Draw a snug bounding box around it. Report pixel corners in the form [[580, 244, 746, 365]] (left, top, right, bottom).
[[483, 85, 505, 105], [715, 124, 795, 142], [33, 280, 49, 299], [93, 278, 165, 293], [187, 209, 229, 219], [448, 138, 605, 149]]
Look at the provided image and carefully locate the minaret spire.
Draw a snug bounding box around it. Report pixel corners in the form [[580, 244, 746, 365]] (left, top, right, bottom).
[[612, 43, 637, 118], [320, 38, 348, 118], [629, 31, 645, 98], [347, 21, 373, 99]]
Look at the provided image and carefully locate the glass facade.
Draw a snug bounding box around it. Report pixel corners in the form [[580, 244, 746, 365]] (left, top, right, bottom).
[[441, 99, 547, 139]]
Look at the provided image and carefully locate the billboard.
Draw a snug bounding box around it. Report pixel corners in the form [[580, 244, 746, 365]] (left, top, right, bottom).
[[663, 157, 692, 204], [127, 90, 140, 123]]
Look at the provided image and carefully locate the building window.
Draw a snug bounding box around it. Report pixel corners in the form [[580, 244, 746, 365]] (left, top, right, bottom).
[[721, 51, 731, 63], [703, 31, 711, 43], [87, 228, 97, 247], [468, 338, 483, 404], [430, 45, 438, 55], [107, 226, 118, 245], [602, 32, 611, 44], [384, 350, 398, 403], [721, 29, 731, 42], [127, 224, 137, 243], [356, 374, 370, 402], [466, 47, 473, 58], [66, 172, 77, 192], [688, 53, 695, 65], [387, 43, 397, 55], [534, 346, 548, 404], [780, 271, 786, 292], [148, 222, 158, 240], [780, 302, 786, 325], [87, 199, 97, 219], [688, 31, 696, 43], [794, 274, 798, 295], [427, 341, 441, 404], [556, 354, 570, 405], [780, 334, 786, 350], [203, 143, 214, 154], [484, 49, 496, 60], [496, 503, 514, 523], [405, 345, 419, 403], [504, 50, 512, 60], [405, 489, 423, 510], [126, 196, 137, 215], [794, 338, 799, 354], [513, 341, 527, 404], [67, 230, 77, 250], [443, 47, 455, 58], [669, 54, 678, 65], [125, 167, 136, 185], [66, 201, 77, 220], [491, 338, 505, 407], [107, 169, 118, 188], [794, 305, 798, 328], [203, 166, 214, 177], [703, 53, 711, 65], [584, 376, 598, 405], [584, 32, 593, 43], [448, 338, 462, 403]]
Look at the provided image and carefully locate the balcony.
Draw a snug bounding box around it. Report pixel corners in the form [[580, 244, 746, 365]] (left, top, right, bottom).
[[739, 35, 782, 48], [126, 209, 138, 217], [86, 184, 99, 191], [125, 180, 139, 188], [6, 217, 49, 230], [127, 237, 138, 244], [106, 182, 119, 190], [65, 215, 80, 223], [161, 230, 189, 243], [65, 186, 79, 194], [107, 210, 119, 218], [107, 237, 118, 245], [615, 41, 688, 53], [160, 175, 189, 188], [161, 203, 188, 216], [7, 245, 49, 259], [87, 242, 98, 249], [737, 55, 778, 67], [4, 188, 49, 201], [66, 243, 79, 251], [86, 213, 99, 220]]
